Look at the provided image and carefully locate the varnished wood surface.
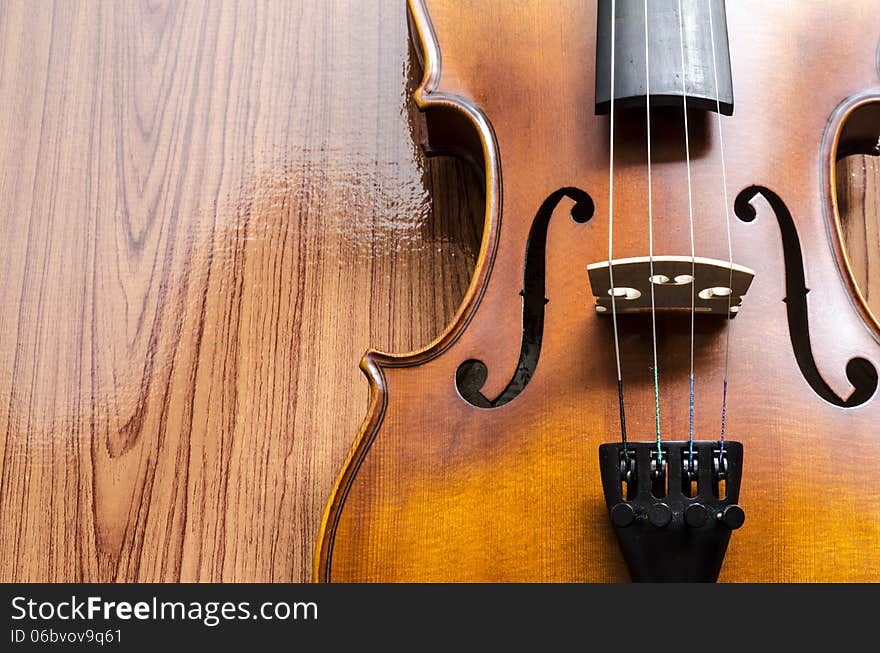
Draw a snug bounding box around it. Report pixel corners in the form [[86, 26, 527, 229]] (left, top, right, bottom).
[[0, 0, 874, 583], [320, 0, 880, 582], [0, 0, 480, 582]]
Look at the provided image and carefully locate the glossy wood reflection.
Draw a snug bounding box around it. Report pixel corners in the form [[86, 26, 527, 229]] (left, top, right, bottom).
[[0, 0, 480, 582], [0, 0, 874, 583], [839, 156, 880, 316]]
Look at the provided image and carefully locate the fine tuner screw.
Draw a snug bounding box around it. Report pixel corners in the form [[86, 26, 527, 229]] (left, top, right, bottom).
[[609, 502, 745, 530], [610, 503, 635, 528], [684, 503, 708, 527], [718, 504, 746, 530], [647, 503, 672, 528]]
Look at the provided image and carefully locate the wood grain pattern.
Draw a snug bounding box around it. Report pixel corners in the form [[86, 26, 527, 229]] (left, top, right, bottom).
[[0, 0, 873, 583], [0, 0, 480, 582]]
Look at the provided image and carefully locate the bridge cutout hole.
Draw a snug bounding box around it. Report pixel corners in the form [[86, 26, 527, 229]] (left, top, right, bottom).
[[609, 287, 642, 300], [649, 273, 694, 286], [698, 286, 733, 300]]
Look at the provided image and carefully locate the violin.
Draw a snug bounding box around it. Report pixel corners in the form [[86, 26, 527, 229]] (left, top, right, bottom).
[[316, 0, 880, 581]]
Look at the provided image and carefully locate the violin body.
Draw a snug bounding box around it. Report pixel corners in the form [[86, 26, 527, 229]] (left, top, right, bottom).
[[317, 0, 880, 581]]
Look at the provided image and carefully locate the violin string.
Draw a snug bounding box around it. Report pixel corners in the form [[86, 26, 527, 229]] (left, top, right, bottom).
[[708, 0, 734, 460], [644, 0, 662, 463], [608, 0, 629, 449], [676, 0, 698, 468]]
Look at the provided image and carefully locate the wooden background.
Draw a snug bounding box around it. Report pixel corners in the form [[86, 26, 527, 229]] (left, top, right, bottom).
[[0, 0, 875, 582]]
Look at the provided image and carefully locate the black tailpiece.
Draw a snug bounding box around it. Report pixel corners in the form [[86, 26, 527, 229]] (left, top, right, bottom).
[[598, 440, 744, 582]]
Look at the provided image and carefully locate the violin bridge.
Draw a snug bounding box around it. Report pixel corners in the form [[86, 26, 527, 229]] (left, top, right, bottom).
[[587, 256, 755, 316]]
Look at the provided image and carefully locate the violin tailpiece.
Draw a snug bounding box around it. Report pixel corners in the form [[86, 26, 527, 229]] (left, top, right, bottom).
[[598, 440, 744, 582]]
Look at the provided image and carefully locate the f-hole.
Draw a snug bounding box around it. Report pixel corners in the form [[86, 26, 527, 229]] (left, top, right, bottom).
[[734, 185, 878, 407], [456, 187, 594, 408]]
